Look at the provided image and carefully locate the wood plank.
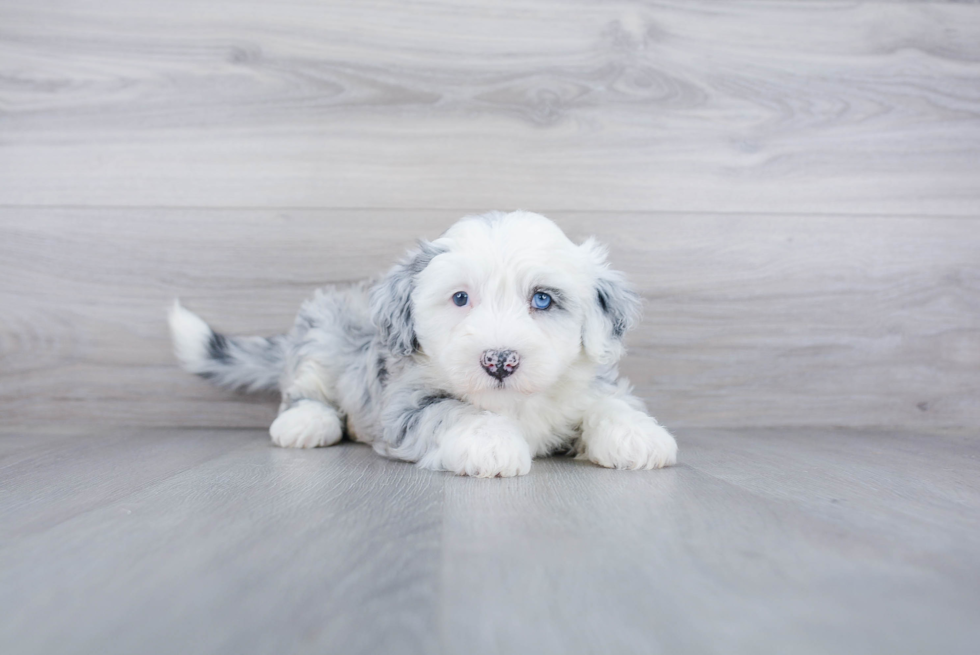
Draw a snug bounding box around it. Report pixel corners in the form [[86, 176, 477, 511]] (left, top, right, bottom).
[[0, 431, 444, 655], [2, 428, 978, 654], [440, 429, 980, 655], [0, 429, 248, 539], [682, 428, 980, 579], [1, 208, 978, 430], [1, 0, 978, 213]]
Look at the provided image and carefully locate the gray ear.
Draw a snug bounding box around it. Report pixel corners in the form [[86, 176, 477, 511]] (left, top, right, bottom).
[[370, 240, 443, 357], [581, 238, 642, 364], [596, 271, 641, 340]]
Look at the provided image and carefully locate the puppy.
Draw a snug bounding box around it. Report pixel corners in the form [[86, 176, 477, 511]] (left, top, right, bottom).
[[169, 211, 677, 477]]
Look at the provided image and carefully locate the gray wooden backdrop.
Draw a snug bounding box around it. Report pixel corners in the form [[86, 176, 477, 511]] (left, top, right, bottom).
[[1, 0, 978, 433]]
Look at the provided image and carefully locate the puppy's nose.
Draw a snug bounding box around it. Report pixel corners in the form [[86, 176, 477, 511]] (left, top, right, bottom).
[[481, 349, 520, 381]]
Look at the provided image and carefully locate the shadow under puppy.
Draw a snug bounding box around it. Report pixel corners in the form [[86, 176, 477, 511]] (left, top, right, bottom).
[[169, 211, 677, 477]]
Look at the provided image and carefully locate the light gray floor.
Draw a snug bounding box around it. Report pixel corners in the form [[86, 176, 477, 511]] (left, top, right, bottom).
[[2, 428, 978, 655]]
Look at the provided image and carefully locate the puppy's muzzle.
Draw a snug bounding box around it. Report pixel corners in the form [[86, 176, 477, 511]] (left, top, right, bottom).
[[481, 349, 520, 381]]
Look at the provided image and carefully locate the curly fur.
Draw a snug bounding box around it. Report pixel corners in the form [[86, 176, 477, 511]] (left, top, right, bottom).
[[169, 211, 677, 477]]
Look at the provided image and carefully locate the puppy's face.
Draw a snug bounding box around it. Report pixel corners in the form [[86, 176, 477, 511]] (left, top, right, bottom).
[[372, 211, 640, 401]]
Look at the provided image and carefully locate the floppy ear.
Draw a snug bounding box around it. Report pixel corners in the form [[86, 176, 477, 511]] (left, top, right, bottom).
[[370, 240, 443, 357], [580, 238, 642, 365]]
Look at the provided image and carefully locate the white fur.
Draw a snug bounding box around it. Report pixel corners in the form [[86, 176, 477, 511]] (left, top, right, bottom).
[[270, 401, 344, 448], [420, 412, 532, 478], [168, 300, 212, 375], [170, 211, 678, 477], [578, 396, 678, 470]]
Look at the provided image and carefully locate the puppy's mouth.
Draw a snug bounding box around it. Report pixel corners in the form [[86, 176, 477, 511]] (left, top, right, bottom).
[[493, 378, 508, 390], [482, 371, 536, 395]]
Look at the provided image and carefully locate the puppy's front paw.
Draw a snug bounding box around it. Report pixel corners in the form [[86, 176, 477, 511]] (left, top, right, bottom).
[[441, 414, 532, 478], [580, 411, 677, 470], [269, 401, 344, 448]]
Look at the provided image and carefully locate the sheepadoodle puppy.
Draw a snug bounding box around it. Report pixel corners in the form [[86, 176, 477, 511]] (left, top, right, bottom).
[[169, 211, 677, 477]]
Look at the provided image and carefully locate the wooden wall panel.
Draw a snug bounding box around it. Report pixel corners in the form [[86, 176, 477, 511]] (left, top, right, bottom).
[[1, 0, 979, 214], [1, 0, 978, 432], [1, 209, 976, 430]]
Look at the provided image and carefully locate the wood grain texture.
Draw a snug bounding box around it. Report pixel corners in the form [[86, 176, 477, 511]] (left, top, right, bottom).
[[1, 0, 979, 213], [1, 208, 977, 431], [442, 428, 980, 655], [1, 427, 978, 654], [0, 429, 444, 655], [3, 2, 979, 653]]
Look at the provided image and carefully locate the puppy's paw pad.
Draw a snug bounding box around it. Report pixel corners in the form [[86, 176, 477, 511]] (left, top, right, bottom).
[[442, 415, 532, 478], [581, 414, 677, 470], [270, 402, 344, 448]]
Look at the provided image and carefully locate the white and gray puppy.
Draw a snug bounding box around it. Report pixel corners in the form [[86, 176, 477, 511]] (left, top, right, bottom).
[[169, 211, 677, 477]]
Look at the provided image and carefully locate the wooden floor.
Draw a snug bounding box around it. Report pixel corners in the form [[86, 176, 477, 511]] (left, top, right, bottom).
[[1, 427, 978, 655], [3, 0, 980, 652]]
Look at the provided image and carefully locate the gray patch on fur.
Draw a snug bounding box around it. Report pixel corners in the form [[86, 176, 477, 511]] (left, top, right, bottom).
[[206, 332, 231, 363], [369, 240, 445, 357], [196, 329, 286, 392], [595, 273, 641, 339], [388, 392, 455, 448], [374, 385, 467, 461]]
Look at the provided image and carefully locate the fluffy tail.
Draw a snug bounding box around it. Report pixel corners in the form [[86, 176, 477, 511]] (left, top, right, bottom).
[[168, 301, 286, 393]]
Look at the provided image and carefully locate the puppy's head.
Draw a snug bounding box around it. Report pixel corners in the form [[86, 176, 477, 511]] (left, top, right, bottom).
[[371, 211, 640, 400]]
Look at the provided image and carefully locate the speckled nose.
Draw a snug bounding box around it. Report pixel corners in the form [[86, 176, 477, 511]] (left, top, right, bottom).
[[480, 349, 520, 381]]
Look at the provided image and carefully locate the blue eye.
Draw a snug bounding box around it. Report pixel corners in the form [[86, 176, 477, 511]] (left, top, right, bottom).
[[452, 291, 469, 307], [532, 292, 552, 310]]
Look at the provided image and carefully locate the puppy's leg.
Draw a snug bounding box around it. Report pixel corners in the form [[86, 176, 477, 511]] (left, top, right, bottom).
[[435, 412, 532, 478], [577, 390, 677, 470], [269, 362, 344, 449], [379, 393, 531, 478], [270, 399, 344, 449]]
